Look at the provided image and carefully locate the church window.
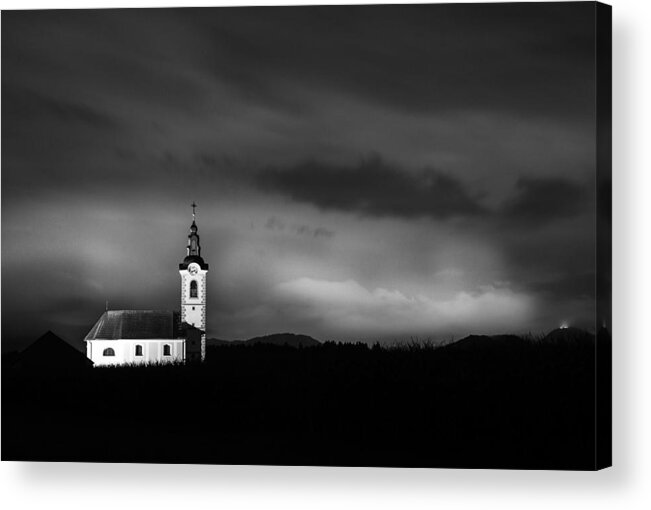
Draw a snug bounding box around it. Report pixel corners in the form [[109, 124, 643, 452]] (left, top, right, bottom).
[[190, 280, 198, 298], [135, 345, 143, 356], [103, 348, 115, 356], [163, 344, 171, 356]]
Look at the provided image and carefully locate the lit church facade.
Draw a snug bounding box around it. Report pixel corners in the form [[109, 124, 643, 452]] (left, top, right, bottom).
[[84, 206, 209, 366]]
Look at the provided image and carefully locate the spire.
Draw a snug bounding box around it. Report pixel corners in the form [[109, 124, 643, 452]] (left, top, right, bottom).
[[180, 202, 208, 270], [187, 202, 201, 257]]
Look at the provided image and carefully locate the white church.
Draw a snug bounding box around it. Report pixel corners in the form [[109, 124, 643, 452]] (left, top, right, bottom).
[[84, 205, 209, 366]]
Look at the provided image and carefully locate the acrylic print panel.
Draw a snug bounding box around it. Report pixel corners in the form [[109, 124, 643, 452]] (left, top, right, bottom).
[[1, 2, 611, 470]]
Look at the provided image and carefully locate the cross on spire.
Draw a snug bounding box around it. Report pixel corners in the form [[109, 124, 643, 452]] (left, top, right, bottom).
[[191, 202, 197, 221]]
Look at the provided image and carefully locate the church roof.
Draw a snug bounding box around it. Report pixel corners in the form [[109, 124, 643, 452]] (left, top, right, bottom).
[[84, 310, 180, 341]]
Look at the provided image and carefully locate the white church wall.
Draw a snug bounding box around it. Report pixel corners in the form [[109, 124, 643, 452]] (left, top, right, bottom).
[[87, 339, 185, 367]]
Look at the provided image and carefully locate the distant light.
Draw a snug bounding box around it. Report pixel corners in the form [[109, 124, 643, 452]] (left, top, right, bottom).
[[560, 322, 569, 329]]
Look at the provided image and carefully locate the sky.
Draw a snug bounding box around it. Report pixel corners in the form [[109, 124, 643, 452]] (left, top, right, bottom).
[[1, 3, 607, 351]]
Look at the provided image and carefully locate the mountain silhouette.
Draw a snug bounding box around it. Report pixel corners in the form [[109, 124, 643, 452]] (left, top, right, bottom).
[[208, 332, 320, 348], [442, 333, 525, 351], [10, 330, 93, 372], [543, 326, 595, 344]]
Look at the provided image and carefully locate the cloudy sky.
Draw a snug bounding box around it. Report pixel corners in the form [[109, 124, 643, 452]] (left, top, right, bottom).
[[2, 4, 605, 351]]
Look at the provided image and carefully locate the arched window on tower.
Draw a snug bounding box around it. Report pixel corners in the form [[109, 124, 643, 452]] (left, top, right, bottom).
[[103, 348, 115, 357], [135, 345, 143, 356], [190, 280, 198, 298], [163, 344, 171, 356]]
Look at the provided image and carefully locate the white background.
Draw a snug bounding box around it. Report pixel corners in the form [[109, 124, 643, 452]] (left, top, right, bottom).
[[1, 0, 649, 508]]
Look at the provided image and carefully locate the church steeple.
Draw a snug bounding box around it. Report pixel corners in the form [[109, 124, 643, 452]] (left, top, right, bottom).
[[179, 202, 209, 362], [180, 202, 208, 270], [187, 219, 201, 258]]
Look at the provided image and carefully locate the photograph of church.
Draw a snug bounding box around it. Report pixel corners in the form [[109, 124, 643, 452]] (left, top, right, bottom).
[[2, 3, 611, 472], [84, 208, 208, 366]]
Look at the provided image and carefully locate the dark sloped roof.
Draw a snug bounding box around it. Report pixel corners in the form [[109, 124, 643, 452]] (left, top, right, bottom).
[[15, 331, 93, 370], [179, 255, 209, 270], [84, 310, 180, 341], [179, 322, 205, 335]]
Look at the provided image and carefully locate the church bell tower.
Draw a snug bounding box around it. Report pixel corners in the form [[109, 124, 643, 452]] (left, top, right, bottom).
[[179, 203, 209, 361]]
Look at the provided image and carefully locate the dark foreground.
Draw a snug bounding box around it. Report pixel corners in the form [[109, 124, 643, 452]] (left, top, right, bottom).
[[2, 329, 611, 469]]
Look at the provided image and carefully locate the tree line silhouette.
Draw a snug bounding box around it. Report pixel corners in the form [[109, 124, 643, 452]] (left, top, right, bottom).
[[2, 327, 611, 469]]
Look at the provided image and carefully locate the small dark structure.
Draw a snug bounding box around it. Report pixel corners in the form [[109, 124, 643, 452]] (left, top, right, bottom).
[[12, 331, 93, 372], [181, 323, 204, 363]]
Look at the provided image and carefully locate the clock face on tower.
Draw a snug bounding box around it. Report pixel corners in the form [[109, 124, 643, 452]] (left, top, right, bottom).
[[188, 263, 199, 275]]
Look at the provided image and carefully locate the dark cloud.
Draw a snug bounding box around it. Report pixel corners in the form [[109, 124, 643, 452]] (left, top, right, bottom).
[[3, 86, 118, 131], [500, 177, 589, 226], [185, 3, 595, 120], [265, 216, 286, 231], [313, 227, 334, 239], [525, 272, 595, 302], [257, 157, 486, 220], [264, 216, 335, 238]]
